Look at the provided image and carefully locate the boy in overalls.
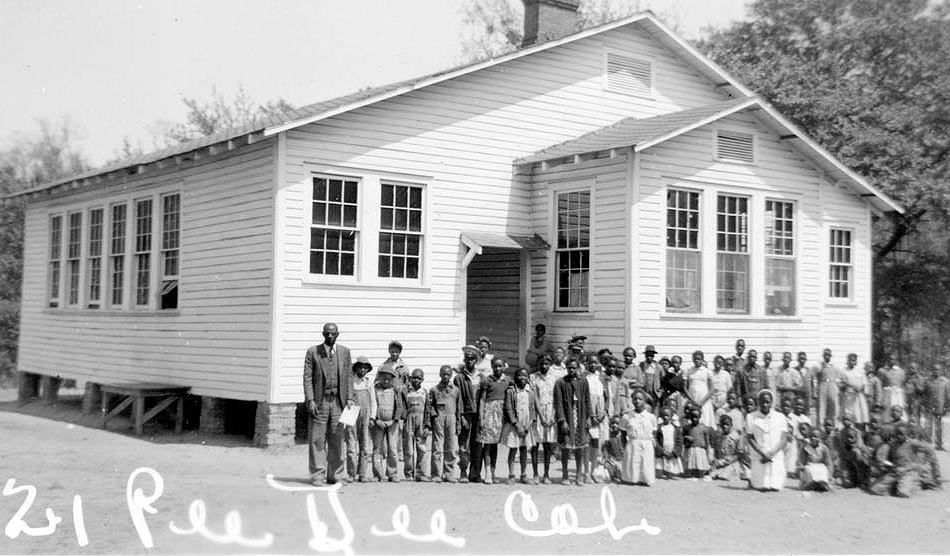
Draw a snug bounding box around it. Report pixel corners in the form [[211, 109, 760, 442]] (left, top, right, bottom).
[[346, 356, 376, 482], [372, 367, 406, 481], [430, 365, 461, 482], [403, 368, 431, 481]]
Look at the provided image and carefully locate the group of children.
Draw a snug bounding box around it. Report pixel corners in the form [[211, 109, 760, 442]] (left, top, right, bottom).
[[341, 333, 946, 497]]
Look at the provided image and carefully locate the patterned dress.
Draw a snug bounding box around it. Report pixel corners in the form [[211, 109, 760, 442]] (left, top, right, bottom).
[[587, 371, 609, 440], [621, 410, 657, 485], [503, 386, 536, 448], [840, 366, 870, 423], [656, 423, 684, 475], [476, 374, 510, 444], [531, 371, 558, 443]]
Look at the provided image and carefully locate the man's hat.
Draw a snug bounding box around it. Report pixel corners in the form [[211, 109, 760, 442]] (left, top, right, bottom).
[[462, 345, 479, 356], [377, 367, 396, 378], [567, 342, 584, 352], [352, 356, 372, 371], [411, 368, 424, 379], [644, 345, 657, 354], [569, 334, 587, 343]]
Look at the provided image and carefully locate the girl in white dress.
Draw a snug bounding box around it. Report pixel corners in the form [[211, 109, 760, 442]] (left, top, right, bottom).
[[745, 390, 789, 491], [621, 389, 657, 485], [686, 350, 716, 428]]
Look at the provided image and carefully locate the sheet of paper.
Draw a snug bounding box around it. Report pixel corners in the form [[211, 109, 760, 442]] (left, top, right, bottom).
[[339, 404, 360, 427]]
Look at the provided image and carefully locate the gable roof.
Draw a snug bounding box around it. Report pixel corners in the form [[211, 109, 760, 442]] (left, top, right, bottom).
[[516, 97, 903, 214], [16, 12, 750, 199]]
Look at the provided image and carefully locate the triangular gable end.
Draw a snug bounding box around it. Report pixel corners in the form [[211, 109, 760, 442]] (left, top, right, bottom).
[[517, 98, 902, 214]]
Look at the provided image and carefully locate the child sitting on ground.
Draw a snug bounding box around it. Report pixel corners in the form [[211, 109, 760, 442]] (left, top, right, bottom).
[[798, 423, 834, 492], [710, 414, 747, 480]]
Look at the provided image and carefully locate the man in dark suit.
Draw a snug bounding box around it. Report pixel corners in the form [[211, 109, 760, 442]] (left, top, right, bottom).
[[303, 322, 354, 485]]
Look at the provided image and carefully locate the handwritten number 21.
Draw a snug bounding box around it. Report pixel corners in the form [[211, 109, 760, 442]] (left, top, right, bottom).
[[2, 479, 88, 547]]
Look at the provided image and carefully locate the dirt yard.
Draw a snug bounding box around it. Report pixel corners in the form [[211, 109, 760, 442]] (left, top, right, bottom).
[[1, 386, 948, 555]]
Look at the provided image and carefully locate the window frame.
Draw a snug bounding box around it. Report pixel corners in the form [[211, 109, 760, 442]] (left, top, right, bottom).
[[665, 187, 702, 313], [301, 165, 431, 288], [47, 213, 63, 308], [133, 197, 154, 309], [715, 193, 751, 315], [65, 211, 84, 307], [828, 226, 855, 302], [44, 188, 180, 313], [377, 181, 425, 281], [86, 207, 104, 309], [160, 192, 181, 310], [764, 199, 797, 316], [551, 185, 594, 313]]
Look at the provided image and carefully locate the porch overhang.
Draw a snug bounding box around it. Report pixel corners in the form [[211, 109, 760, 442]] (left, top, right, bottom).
[[460, 232, 549, 268]]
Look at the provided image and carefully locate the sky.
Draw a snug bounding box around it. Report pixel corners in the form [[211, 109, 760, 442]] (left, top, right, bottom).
[[0, 0, 751, 165]]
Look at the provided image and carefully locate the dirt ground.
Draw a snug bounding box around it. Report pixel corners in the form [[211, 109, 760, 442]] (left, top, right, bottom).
[[1, 386, 948, 555]]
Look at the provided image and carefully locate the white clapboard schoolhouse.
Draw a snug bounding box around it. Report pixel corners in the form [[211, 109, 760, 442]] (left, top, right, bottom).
[[14, 2, 901, 445]]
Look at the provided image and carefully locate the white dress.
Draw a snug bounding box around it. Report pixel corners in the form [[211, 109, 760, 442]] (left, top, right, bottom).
[[746, 409, 788, 491], [587, 372, 609, 440], [621, 410, 657, 485], [687, 366, 716, 427]]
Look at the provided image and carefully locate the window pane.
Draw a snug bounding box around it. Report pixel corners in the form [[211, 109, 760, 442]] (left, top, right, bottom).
[[409, 210, 421, 232], [381, 184, 394, 206], [666, 249, 700, 313], [310, 252, 324, 274], [329, 180, 342, 203], [717, 253, 749, 313], [313, 178, 327, 201], [343, 205, 357, 227], [766, 258, 795, 315], [344, 181, 358, 204], [394, 209, 408, 230], [327, 204, 341, 226], [409, 187, 422, 209], [395, 185, 408, 207]]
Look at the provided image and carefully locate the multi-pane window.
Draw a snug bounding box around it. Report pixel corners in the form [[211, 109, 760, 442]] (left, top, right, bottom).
[[66, 212, 82, 306], [87, 208, 103, 308], [716, 194, 749, 313], [378, 183, 423, 279], [765, 200, 795, 315], [161, 193, 180, 309], [555, 190, 591, 310], [110, 203, 127, 307], [829, 228, 853, 299], [48, 215, 62, 308], [666, 189, 701, 313], [134, 199, 152, 306], [310, 176, 358, 276]]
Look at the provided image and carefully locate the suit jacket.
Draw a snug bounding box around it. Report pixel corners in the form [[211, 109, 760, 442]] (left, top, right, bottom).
[[303, 343, 354, 409]]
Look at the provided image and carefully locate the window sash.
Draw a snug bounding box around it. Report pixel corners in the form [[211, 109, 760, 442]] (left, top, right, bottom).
[[379, 183, 423, 279], [765, 257, 795, 315], [555, 190, 591, 310], [161, 193, 180, 278], [134, 199, 152, 307], [87, 208, 103, 307], [110, 203, 127, 308], [717, 252, 749, 313], [829, 229, 853, 299], [310, 176, 359, 276], [48, 215, 62, 307], [666, 249, 701, 313], [66, 212, 82, 305]]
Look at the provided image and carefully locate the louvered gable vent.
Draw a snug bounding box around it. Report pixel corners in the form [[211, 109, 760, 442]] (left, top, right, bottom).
[[605, 53, 652, 97], [716, 130, 755, 163]]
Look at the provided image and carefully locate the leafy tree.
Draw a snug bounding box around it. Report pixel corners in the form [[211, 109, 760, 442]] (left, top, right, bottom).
[[698, 0, 950, 363], [158, 85, 293, 147], [0, 119, 89, 380]]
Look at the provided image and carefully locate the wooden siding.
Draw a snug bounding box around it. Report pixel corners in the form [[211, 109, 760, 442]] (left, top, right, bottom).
[[632, 112, 873, 364], [467, 249, 523, 366], [18, 140, 276, 401], [271, 24, 732, 400], [527, 155, 631, 353]]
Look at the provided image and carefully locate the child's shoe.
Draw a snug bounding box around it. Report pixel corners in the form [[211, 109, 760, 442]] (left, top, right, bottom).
[[507, 474, 516, 484], [520, 474, 529, 484]]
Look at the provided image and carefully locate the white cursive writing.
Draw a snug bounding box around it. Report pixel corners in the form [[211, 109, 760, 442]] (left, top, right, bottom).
[[2, 479, 62, 539], [370, 504, 465, 548], [265, 474, 355, 556], [503, 486, 661, 539], [169, 499, 274, 548], [72, 495, 88, 547], [126, 466, 164, 549]]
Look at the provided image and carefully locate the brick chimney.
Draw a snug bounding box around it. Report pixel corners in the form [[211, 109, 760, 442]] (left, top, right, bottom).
[[522, 0, 581, 47]]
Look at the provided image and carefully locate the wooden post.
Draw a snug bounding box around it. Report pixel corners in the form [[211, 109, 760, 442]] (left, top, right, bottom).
[[175, 395, 184, 434], [134, 393, 145, 436]]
